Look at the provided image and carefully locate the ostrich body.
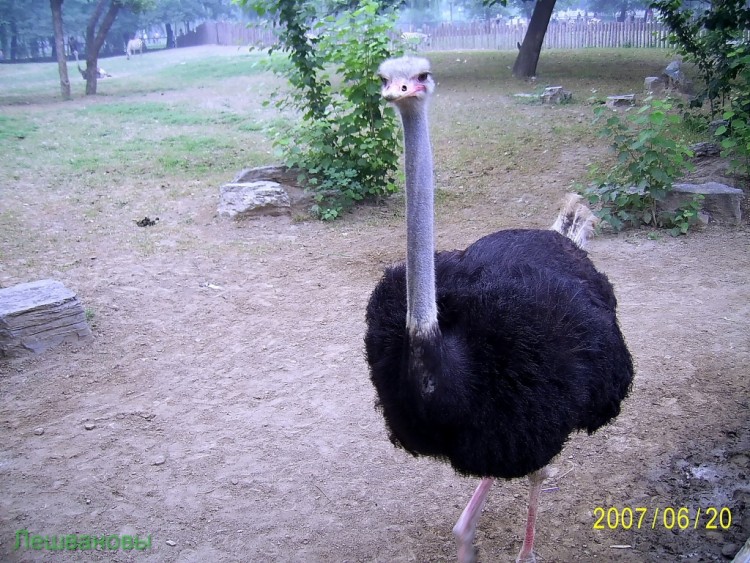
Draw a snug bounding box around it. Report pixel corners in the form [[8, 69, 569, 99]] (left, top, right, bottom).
[[365, 56, 634, 562], [74, 51, 111, 80]]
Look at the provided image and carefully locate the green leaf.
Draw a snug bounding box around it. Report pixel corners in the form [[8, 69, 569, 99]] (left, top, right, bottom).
[[648, 111, 666, 126]]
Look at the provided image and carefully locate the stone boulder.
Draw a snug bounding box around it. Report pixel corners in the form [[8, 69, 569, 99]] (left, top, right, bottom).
[[663, 59, 685, 89], [644, 76, 665, 94], [541, 86, 572, 104], [233, 165, 300, 186], [220, 165, 315, 218], [662, 182, 744, 225], [690, 142, 721, 158], [218, 181, 291, 219], [0, 279, 92, 358]]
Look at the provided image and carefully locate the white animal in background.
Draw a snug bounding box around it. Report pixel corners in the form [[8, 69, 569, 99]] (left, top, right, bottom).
[[126, 38, 144, 60]]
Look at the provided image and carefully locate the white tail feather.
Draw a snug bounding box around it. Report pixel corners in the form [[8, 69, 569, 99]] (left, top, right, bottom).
[[551, 194, 598, 249]]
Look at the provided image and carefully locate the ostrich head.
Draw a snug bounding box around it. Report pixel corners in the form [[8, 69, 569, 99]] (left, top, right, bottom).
[[378, 56, 435, 109]]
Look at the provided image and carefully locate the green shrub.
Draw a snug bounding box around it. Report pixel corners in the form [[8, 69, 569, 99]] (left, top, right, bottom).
[[241, 0, 403, 219], [652, 0, 749, 115], [713, 43, 750, 175], [653, 0, 750, 174], [581, 99, 702, 236]]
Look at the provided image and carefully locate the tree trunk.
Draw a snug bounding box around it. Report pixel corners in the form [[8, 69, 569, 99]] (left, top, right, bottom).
[[84, 0, 120, 95], [512, 0, 557, 79], [11, 22, 19, 61], [165, 23, 175, 48], [0, 23, 7, 60], [50, 0, 71, 100]]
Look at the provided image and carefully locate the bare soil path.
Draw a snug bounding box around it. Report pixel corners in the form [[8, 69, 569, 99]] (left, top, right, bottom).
[[1, 53, 748, 562]]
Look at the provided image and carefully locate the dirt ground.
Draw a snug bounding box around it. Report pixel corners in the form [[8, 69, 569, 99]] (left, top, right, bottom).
[[2, 87, 749, 562]]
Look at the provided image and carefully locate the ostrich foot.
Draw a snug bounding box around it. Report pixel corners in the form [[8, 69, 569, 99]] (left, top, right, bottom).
[[456, 540, 478, 563], [515, 551, 537, 563]]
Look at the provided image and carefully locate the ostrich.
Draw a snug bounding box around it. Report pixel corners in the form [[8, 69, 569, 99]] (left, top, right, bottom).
[[365, 56, 634, 563], [74, 51, 111, 80]]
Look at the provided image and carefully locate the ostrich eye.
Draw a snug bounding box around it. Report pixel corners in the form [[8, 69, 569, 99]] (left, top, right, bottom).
[[417, 73, 430, 82]]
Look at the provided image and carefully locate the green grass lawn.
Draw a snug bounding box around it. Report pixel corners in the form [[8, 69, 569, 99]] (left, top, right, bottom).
[[0, 47, 286, 190]]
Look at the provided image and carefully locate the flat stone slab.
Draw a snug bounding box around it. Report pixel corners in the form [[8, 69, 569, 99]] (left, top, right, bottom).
[[664, 182, 744, 225], [606, 94, 636, 108], [233, 165, 301, 186], [0, 279, 92, 358], [218, 181, 291, 219]]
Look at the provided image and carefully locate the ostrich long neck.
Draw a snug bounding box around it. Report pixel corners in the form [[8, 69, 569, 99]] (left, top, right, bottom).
[[400, 104, 438, 335]]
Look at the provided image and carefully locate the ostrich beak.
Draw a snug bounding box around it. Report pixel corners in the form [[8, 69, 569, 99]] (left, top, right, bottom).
[[382, 79, 426, 103]]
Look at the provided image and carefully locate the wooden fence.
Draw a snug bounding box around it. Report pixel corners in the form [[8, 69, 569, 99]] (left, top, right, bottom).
[[177, 21, 275, 49], [178, 20, 750, 52], [413, 21, 672, 51]]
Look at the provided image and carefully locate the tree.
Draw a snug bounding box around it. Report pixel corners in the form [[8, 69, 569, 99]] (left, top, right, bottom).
[[137, 0, 238, 49], [512, 0, 556, 78], [81, 0, 152, 95], [82, 0, 121, 94], [0, 0, 53, 60], [587, 0, 649, 22], [50, 0, 71, 100], [480, 0, 556, 78]]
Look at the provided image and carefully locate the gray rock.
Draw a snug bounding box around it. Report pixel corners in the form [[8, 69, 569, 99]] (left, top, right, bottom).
[[218, 181, 291, 219], [663, 182, 744, 225], [662, 58, 692, 93], [644, 76, 664, 92], [0, 279, 92, 358], [721, 542, 737, 558], [664, 59, 683, 81], [226, 166, 315, 213], [606, 95, 636, 109], [541, 86, 572, 104], [233, 165, 300, 186], [644, 76, 665, 94], [690, 142, 721, 158]]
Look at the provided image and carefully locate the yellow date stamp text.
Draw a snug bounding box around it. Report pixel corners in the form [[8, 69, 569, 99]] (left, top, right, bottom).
[[593, 506, 733, 530]]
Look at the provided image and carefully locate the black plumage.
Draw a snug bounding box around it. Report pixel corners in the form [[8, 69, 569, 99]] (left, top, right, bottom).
[[365, 229, 633, 480]]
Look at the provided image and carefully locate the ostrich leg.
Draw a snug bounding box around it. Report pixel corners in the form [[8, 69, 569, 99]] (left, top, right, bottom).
[[516, 466, 551, 563], [453, 477, 495, 563]]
